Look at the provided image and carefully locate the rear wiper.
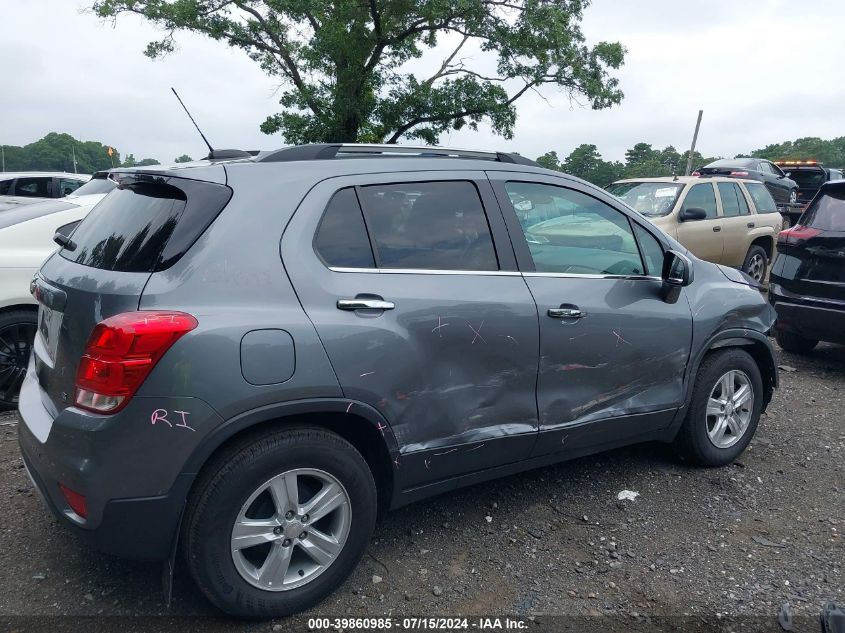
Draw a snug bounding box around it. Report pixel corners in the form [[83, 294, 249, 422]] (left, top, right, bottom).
[[53, 231, 77, 252]]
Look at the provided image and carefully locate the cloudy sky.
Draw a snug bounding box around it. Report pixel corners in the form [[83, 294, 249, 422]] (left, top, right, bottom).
[[2, 0, 843, 164]]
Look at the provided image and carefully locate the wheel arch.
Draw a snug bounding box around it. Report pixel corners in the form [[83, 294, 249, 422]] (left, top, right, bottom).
[[749, 235, 774, 260], [687, 329, 777, 412], [182, 398, 399, 518]]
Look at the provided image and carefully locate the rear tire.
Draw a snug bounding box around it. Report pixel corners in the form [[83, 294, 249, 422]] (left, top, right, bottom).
[[183, 427, 377, 618], [675, 349, 763, 467], [776, 330, 818, 355], [0, 309, 38, 411], [741, 245, 768, 283]]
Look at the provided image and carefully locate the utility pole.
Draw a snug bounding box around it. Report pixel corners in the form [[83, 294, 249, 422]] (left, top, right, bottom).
[[72, 145, 78, 173], [684, 109, 704, 176], [1, 145, 4, 172]]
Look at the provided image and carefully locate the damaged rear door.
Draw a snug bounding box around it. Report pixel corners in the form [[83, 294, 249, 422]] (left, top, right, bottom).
[[489, 173, 693, 454]]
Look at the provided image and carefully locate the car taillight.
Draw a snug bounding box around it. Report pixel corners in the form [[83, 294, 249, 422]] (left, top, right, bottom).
[[729, 171, 749, 177], [691, 171, 701, 176], [74, 311, 198, 413], [59, 483, 87, 518], [778, 225, 821, 245]]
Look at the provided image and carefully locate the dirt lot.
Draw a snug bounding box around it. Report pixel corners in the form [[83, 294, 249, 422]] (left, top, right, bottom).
[[0, 342, 842, 632]]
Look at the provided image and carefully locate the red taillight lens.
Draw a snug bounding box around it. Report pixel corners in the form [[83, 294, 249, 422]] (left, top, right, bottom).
[[74, 311, 197, 413], [729, 171, 749, 177], [691, 171, 701, 176], [59, 483, 87, 518], [778, 225, 822, 245]]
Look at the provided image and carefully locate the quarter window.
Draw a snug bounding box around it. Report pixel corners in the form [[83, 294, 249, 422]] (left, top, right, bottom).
[[682, 183, 718, 219], [632, 223, 664, 276], [504, 182, 646, 276], [59, 178, 83, 196], [745, 182, 778, 213], [718, 182, 749, 217], [357, 181, 498, 271], [314, 188, 376, 268]]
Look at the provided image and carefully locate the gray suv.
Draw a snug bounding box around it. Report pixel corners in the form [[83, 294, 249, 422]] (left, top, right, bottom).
[[18, 144, 778, 618]]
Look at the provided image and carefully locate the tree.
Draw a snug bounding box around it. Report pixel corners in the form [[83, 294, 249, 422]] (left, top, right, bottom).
[[122, 154, 137, 167], [92, 0, 625, 144], [536, 151, 561, 171], [0, 132, 118, 173], [560, 144, 622, 185], [136, 158, 161, 166], [174, 154, 193, 163]]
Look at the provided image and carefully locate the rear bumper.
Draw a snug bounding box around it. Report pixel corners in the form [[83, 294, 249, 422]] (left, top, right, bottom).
[[17, 356, 221, 561], [769, 283, 845, 344]]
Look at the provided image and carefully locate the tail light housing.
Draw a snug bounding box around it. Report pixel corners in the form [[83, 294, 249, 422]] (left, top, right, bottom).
[[59, 483, 87, 518], [729, 171, 749, 177], [778, 225, 821, 245], [74, 311, 198, 413], [691, 170, 701, 176]]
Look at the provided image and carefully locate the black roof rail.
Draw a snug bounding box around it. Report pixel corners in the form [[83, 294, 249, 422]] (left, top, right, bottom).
[[256, 143, 539, 166], [205, 149, 255, 160]]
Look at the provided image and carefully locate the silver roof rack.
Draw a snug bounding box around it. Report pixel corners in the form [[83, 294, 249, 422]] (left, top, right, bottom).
[[256, 143, 537, 166]]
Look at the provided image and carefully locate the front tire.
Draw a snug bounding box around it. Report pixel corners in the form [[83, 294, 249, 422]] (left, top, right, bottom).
[[183, 427, 377, 618], [675, 349, 763, 467], [776, 330, 818, 355], [741, 245, 768, 283]]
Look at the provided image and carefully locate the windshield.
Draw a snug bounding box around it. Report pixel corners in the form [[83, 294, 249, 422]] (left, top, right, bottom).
[[70, 175, 118, 197], [606, 182, 682, 217], [787, 169, 826, 189]]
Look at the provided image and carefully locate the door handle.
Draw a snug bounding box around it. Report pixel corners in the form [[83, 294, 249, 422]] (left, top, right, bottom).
[[713, 226, 721, 232], [548, 307, 585, 319], [747, 222, 755, 228], [337, 298, 395, 311]]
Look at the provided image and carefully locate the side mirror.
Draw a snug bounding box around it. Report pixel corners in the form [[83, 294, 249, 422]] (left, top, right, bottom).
[[662, 250, 694, 287], [678, 207, 707, 221]]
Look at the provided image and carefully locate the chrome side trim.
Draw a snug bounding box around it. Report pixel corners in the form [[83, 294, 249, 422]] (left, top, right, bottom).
[[328, 267, 521, 276], [523, 272, 662, 281]]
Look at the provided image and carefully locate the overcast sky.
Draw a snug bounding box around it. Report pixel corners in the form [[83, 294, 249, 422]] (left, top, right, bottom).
[[2, 0, 843, 164]]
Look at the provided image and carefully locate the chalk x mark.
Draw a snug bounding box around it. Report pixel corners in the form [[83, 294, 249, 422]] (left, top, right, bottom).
[[468, 320, 486, 345]]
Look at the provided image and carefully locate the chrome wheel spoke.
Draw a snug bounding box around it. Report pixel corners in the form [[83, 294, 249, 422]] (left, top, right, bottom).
[[707, 370, 754, 449], [302, 481, 346, 523], [733, 384, 752, 409], [232, 519, 279, 551], [299, 527, 341, 566], [720, 372, 735, 399], [710, 416, 728, 444], [726, 414, 742, 436], [706, 397, 724, 417], [257, 542, 293, 588]]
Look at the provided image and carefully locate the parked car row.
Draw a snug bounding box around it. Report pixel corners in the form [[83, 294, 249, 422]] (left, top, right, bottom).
[[695, 158, 798, 205]]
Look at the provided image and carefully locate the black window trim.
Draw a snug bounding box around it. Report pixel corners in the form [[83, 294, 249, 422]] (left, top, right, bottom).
[[313, 178, 507, 274], [494, 177, 664, 280]]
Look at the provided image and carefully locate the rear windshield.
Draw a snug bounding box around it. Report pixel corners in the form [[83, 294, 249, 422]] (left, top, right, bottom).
[[61, 175, 231, 273], [802, 189, 845, 231], [786, 169, 826, 188], [745, 182, 778, 213], [705, 158, 754, 169], [70, 174, 118, 196], [605, 182, 682, 217]]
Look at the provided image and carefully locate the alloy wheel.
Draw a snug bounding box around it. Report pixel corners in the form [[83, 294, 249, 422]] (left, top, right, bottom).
[[706, 370, 754, 449], [788, 190, 797, 204], [231, 468, 351, 591], [0, 321, 37, 405], [746, 254, 766, 282]]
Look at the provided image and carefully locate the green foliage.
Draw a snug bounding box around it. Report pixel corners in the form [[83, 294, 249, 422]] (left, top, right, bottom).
[[137, 158, 161, 166], [749, 137, 845, 167], [91, 0, 626, 144], [174, 154, 193, 163], [1, 132, 118, 173]]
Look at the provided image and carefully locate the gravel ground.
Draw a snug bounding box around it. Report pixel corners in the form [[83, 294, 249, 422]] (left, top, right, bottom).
[[0, 342, 842, 632]]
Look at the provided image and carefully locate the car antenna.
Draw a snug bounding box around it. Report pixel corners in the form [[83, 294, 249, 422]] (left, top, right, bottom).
[[171, 87, 216, 158]]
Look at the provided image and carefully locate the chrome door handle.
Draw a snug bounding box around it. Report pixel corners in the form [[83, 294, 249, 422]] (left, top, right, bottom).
[[547, 308, 585, 319], [337, 299, 395, 311]]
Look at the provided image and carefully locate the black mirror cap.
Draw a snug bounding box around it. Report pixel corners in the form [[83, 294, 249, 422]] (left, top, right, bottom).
[[679, 207, 707, 221], [662, 249, 694, 287]]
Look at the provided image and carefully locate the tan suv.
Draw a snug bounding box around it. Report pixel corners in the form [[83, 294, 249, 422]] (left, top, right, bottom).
[[606, 176, 783, 282]]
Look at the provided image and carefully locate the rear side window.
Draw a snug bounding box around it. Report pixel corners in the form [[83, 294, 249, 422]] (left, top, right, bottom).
[[62, 176, 232, 272], [746, 182, 777, 213], [718, 182, 749, 217], [14, 177, 51, 198], [314, 188, 375, 268], [357, 181, 498, 271], [0, 179, 12, 195], [802, 189, 845, 231], [682, 183, 718, 219]]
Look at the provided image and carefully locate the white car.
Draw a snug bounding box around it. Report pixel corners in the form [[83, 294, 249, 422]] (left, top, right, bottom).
[[0, 172, 115, 409], [0, 171, 91, 211]]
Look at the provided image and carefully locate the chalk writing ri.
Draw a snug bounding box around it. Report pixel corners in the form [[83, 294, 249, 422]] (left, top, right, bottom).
[[150, 408, 196, 432]]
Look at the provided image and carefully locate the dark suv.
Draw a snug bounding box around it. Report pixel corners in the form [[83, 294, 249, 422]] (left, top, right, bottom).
[[19, 144, 778, 618]]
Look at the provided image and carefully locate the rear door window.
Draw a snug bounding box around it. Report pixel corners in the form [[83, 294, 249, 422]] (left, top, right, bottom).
[[61, 176, 232, 272], [0, 179, 12, 195], [682, 183, 718, 219], [314, 188, 376, 268], [59, 178, 84, 196], [356, 181, 498, 271], [718, 182, 749, 216], [745, 182, 778, 213], [14, 177, 51, 198]]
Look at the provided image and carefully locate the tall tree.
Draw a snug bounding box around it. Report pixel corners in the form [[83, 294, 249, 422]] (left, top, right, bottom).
[[174, 154, 193, 163], [91, 0, 625, 144], [0, 132, 118, 173], [536, 151, 561, 171]]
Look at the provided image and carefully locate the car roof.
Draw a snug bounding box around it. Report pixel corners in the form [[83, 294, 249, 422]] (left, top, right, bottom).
[[0, 171, 91, 179], [705, 158, 757, 168]]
